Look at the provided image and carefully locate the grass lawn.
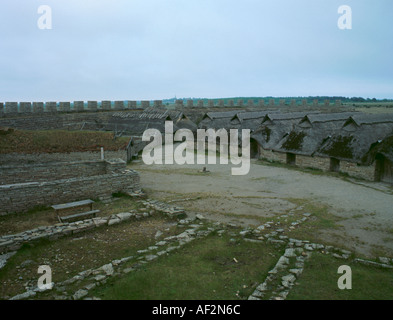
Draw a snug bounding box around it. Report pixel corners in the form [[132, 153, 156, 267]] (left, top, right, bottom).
[[89, 233, 283, 300], [288, 252, 393, 300]]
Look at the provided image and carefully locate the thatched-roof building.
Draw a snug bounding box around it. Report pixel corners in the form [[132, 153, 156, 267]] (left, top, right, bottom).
[[274, 112, 356, 157], [252, 111, 393, 182], [362, 135, 393, 184], [315, 113, 393, 163], [228, 110, 281, 131], [198, 110, 244, 130], [252, 111, 320, 150]]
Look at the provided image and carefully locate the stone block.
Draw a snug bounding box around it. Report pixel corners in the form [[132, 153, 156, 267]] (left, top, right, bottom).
[[127, 101, 137, 109], [45, 102, 57, 113], [114, 101, 124, 110], [153, 100, 163, 108], [59, 102, 71, 112], [141, 101, 150, 109], [5, 102, 18, 113], [19, 102, 32, 113], [87, 101, 98, 111], [101, 101, 112, 111], [73, 101, 85, 112], [186, 100, 193, 108]]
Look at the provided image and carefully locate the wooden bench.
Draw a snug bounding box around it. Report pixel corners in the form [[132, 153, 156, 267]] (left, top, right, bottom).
[[59, 210, 100, 223], [51, 199, 99, 223]]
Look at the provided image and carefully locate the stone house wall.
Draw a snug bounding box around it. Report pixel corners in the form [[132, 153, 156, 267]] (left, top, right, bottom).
[[0, 160, 141, 215], [258, 146, 377, 181], [0, 160, 106, 185]]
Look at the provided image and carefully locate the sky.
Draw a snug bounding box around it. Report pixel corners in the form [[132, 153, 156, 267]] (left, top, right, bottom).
[[0, 0, 392, 101]]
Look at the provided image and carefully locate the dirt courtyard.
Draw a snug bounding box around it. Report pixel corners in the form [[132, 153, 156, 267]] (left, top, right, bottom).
[[130, 153, 393, 259]]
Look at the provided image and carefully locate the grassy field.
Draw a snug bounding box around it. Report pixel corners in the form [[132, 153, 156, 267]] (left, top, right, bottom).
[[288, 252, 393, 300], [89, 233, 283, 300], [0, 129, 129, 154]]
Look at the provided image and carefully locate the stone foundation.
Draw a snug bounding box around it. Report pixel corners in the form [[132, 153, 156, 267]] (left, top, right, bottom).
[[339, 160, 376, 181], [295, 154, 331, 172], [259, 148, 377, 181], [259, 148, 287, 164]]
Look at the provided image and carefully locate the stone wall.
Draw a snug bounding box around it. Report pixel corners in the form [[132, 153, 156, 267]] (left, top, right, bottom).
[[295, 154, 331, 172], [259, 147, 377, 181], [0, 166, 140, 216], [141, 101, 150, 109], [153, 100, 163, 108], [1, 99, 337, 117], [101, 101, 112, 111], [0, 151, 127, 166], [259, 148, 287, 164], [339, 160, 376, 181], [114, 101, 125, 111], [0, 101, 147, 116], [0, 160, 109, 185]]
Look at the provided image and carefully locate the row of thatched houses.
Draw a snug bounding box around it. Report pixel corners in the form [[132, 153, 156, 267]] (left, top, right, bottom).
[[198, 110, 393, 184], [106, 107, 392, 183]]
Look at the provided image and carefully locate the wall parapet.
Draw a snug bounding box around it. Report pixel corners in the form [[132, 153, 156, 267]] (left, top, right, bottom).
[[0, 99, 342, 118]]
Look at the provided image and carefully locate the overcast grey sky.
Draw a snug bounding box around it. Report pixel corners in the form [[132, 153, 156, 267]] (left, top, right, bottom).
[[0, 0, 392, 101]]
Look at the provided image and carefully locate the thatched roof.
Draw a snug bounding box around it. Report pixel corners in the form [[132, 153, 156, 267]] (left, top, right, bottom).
[[261, 111, 320, 124], [298, 112, 355, 128], [315, 120, 393, 162], [174, 114, 198, 133], [199, 110, 244, 130], [201, 110, 243, 121], [229, 110, 281, 131], [106, 109, 196, 135], [362, 135, 393, 164], [274, 112, 356, 156], [348, 113, 393, 126], [231, 111, 279, 122], [252, 112, 320, 150]]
